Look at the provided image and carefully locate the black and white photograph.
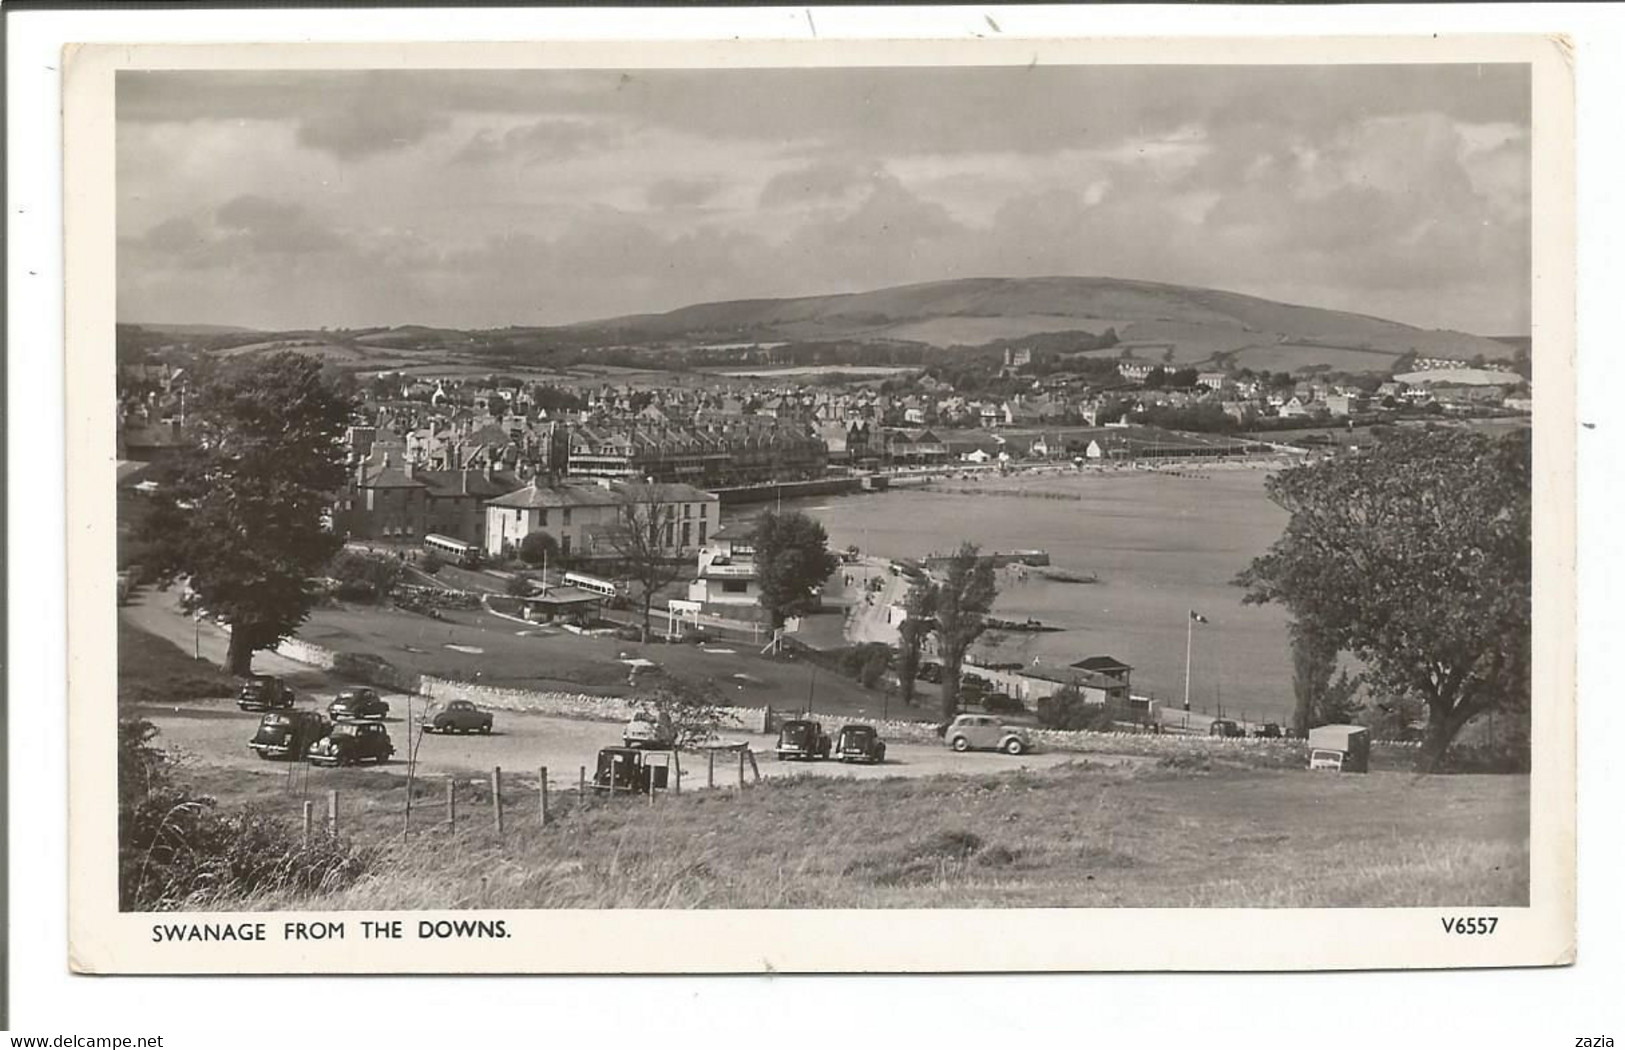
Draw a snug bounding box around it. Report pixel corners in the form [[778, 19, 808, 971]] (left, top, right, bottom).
[[61, 34, 1575, 974]]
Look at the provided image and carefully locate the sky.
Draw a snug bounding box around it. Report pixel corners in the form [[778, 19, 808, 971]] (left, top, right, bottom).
[[116, 64, 1532, 335]]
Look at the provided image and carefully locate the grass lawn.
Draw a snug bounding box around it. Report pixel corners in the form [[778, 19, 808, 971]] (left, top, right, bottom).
[[296, 603, 905, 720], [185, 759, 1529, 911], [118, 618, 239, 708]]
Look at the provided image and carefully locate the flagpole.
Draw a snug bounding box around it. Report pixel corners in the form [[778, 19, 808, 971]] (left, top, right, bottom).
[[1183, 611, 1193, 714]]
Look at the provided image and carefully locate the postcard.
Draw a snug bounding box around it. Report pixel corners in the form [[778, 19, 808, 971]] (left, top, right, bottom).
[[65, 33, 1574, 973]]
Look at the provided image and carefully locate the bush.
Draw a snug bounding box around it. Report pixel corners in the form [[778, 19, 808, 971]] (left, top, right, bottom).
[[519, 531, 560, 568], [118, 718, 371, 909], [505, 572, 534, 597], [329, 550, 405, 603], [421, 551, 444, 575], [1035, 687, 1116, 732], [982, 693, 1026, 715]]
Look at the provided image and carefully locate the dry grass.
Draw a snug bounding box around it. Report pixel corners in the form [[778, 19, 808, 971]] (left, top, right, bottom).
[[185, 760, 1529, 912]]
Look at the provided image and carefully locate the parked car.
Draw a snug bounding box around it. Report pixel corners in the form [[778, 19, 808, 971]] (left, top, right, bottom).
[[306, 722, 395, 767], [248, 710, 329, 760], [237, 674, 296, 712], [1308, 748, 1346, 772], [833, 724, 887, 764], [427, 699, 493, 735], [943, 714, 1030, 755], [775, 719, 831, 761], [1253, 722, 1283, 739], [917, 662, 944, 685], [623, 709, 677, 749], [590, 746, 671, 795], [328, 687, 389, 722], [1209, 719, 1246, 738]]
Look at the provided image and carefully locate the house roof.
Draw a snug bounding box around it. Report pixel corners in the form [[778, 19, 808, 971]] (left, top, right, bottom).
[[415, 469, 522, 500], [357, 467, 425, 490], [1019, 663, 1122, 690], [1070, 655, 1133, 675]]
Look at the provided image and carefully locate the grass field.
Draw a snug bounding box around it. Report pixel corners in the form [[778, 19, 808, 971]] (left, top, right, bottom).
[[187, 758, 1528, 911], [117, 618, 237, 707]]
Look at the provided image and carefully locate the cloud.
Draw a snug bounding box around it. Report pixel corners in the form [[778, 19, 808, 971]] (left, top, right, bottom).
[[645, 177, 723, 209], [759, 161, 872, 207], [453, 119, 624, 165], [215, 195, 344, 253], [295, 103, 450, 161]]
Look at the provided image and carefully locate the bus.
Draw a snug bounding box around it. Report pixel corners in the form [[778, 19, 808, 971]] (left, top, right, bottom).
[[424, 533, 481, 567], [563, 571, 620, 598]]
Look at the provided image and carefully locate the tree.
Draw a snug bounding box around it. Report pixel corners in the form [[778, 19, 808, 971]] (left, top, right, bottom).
[[1236, 428, 1530, 771], [1143, 366, 1168, 389], [602, 484, 687, 642], [895, 577, 938, 706], [750, 510, 840, 632], [140, 353, 353, 674], [518, 530, 560, 569], [328, 550, 404, 603], [1036, 686, 1116, 732], [931, 543, 999, 722], [638, 669, 738, 748]]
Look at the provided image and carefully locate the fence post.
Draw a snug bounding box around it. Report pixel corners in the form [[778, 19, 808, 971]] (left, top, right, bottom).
[[672, 750, 681, 796], [746, 750, 761, 782], [737, 748, 745, 788], [707, 750, 715, 789], [445, 779, 456, 828], [326, 790, 339, 837], [539, 766, 549, 827], [492, 766, 504, 834], [302, 800, 313, 844]]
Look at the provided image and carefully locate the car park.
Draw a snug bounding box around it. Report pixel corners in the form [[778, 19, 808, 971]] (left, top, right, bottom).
[[775, 719, 831, 761], [328, 687, 389, 722], [306, 722, 395, 767], [237, 674, 296, 712], [1209, 718, 1246, 738], [833, 724, 887, 764], [427, 699, 494, 735], [943, 714, 1030, 755], [247, 710, 329, 760], [623, 709, 677, 749]]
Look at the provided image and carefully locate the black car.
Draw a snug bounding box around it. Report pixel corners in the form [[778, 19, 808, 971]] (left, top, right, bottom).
[[248, 710, 330, 760], [427, 699, 493, 735], [237, 674, 296, 712], [775, 719, 831, 761], [833, 724, 886, 764], [1253, 722, 1283, 739], [328, 687, 389, 722], [306, 722, 394, 767], [917, 662, 943, 684], [1209, 718, 1246, 738], [590, 747, 671, 795]]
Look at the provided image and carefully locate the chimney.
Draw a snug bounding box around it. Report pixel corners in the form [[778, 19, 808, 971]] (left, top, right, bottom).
[[483, 459, 494, 483], [381, 451, 391, 469], [403, 459, 414, 480]]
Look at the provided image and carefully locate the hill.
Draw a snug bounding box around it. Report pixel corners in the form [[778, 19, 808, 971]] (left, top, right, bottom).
[[573, 276, 1518, 370]]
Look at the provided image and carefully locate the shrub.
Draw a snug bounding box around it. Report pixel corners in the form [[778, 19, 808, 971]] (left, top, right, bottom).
[[328, 550, 404, 603], [421, 551, 444, 575], [519, 531, 561, 568], [505, 572, 534, 597], [1035, 687, 1116, 731], [118, 718, 372, 910]]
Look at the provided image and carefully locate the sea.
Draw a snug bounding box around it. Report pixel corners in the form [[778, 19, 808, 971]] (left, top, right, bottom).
[[724, 467, 1298, 723]]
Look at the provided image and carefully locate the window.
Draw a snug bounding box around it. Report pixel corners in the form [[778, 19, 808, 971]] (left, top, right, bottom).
[[561, 535, 572, 555], [701, 503, 708, 519], [539, 509, 548, 527], [698, 522, 708, 546], [722, 580, 749, 594], [563, 507, 572, 525]]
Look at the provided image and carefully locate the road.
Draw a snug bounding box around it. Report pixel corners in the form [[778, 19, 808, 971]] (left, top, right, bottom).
[[125, 589, 1092, 790], [134, 695, 1088, 791]]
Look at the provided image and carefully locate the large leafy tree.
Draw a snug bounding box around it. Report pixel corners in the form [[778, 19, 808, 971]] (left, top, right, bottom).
[[750, 510, 840, 632], [1236, 428, 1530, 771], [141, 353, 355, 674], [931, 542, 999, 723], [895, 576, 938, 706]]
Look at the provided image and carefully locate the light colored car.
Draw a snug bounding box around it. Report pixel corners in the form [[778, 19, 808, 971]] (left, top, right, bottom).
[[944, 714, 1030, 755], [1308, 748, 1345, 772], [623, 709, 676, 749]]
